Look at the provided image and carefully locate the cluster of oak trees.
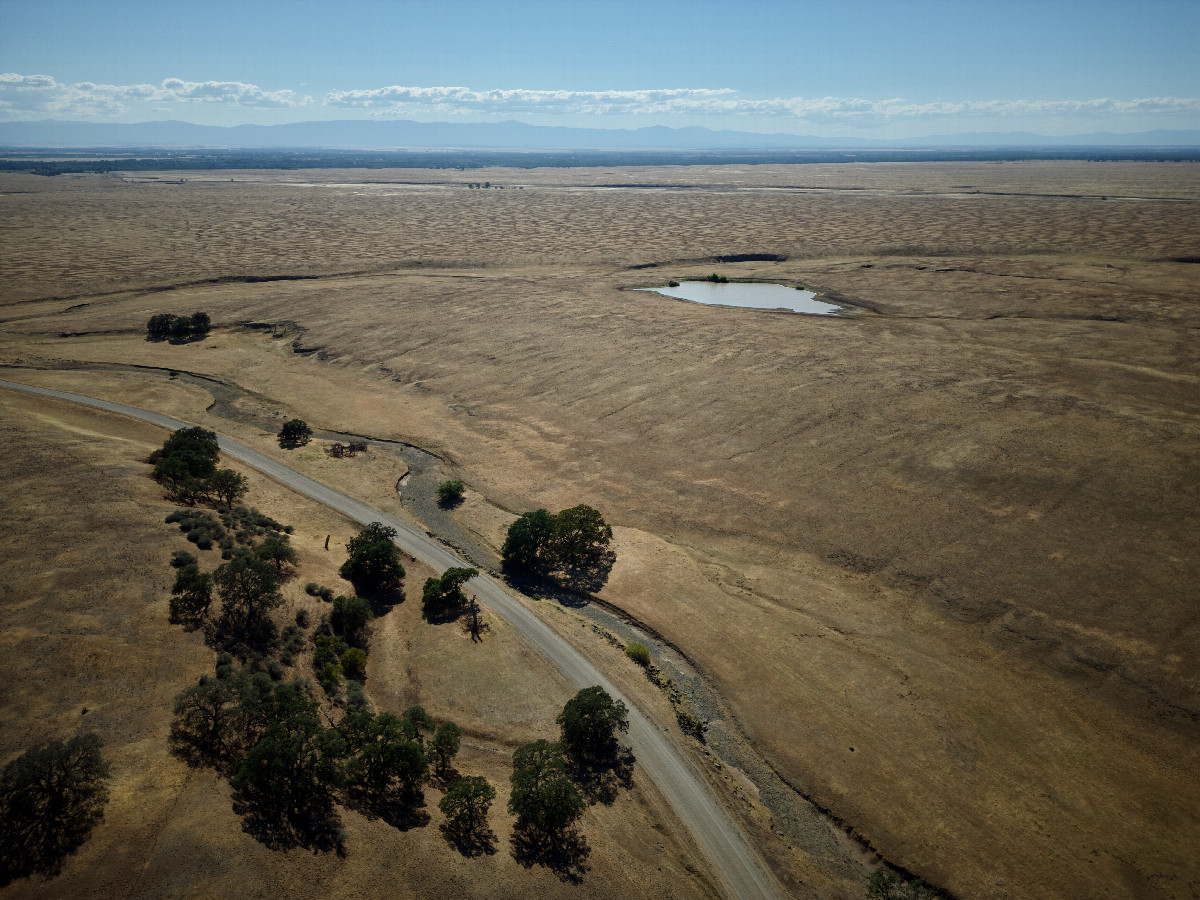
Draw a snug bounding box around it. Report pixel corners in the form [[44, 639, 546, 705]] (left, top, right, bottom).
[[146, 311, 211, 343], [149, 426, 632, 871], [150, 426, 248, 507]]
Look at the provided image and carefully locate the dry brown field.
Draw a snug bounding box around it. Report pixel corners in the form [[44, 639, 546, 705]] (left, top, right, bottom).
[[1, 161, 1198, 899]]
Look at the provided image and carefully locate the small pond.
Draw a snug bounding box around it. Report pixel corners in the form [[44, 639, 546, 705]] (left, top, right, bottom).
[[637, 281, 842, 314]]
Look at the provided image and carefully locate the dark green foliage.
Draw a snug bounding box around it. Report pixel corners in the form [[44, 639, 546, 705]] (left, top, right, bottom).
[[150, 427, 220, 503], [208, 469, 248, 507], [556, 687, 634, 804], [313, 634, 347, 693], [229, 680, 346, 851], [255, 532, 298, 574], [501, 505, 613, 588], [401, 706, 435, 744], [170, 674, 238, 766], [146, 311, 211, 343], [295, 608, 311, 629], [421, 567, 478, 621], [305, 582, 320, 596], [501, 508, 556, 574], [0, 734, 111, 885], [557, 686, 629, 764], [431, 721, 461, 777], [704, 272, 729, 283], [146, 313, 176, 341], [170, 562, 213, 629], [340, 522, 405, 596], [625, 642, 651, 666], [551, 506, 613, 573], [278, 419, 313, 448], [218, 505, 286, 543], [344, 679, 369, 712], [340, 648, 367, 682], [213, 553, 283, 637], [342, 712, 429, 825], [170, 549, 197, 568], [330, 595, 374, 647], [439, 776, 496, 856], [436, 479, 465, 506], [508, 739, 588, 877]]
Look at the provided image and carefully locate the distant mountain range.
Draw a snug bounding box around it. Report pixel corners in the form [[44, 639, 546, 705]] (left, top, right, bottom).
[[1, 118, 1198, 150]]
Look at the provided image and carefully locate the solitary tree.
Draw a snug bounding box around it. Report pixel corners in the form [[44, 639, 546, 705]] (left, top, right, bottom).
[[278, 419, 313, 447], [254, 532, 298, 575], [340, 523, 405, 596], [0, 734, 111, 884], [436, 479, 465, 506], [421, 567, 478, 621], [557, 686, 629, 765], [501, 505, 612, 584]]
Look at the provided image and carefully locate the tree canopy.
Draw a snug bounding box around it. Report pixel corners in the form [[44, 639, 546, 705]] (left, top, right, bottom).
[[147, 311, 211, 342], [507, 739, 585, 839], [277, 419, 313, 448], [421, 567, 478, 621], [557, 686, 629, 765], [439, 775, 496, 854], [501, 505, 613, 587], [340, 522, 405, 596], [0, 734, 111, 884]]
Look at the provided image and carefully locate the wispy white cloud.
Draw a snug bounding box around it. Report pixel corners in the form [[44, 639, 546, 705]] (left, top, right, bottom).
[[2, 73, 1197, 126], [0, 73, 310, 118], [325, 86, 738, 115], [324, 84, 1200, 123]]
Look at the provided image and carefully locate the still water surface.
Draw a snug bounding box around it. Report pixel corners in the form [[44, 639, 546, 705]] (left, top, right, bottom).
[[637, 281, 842, 314]]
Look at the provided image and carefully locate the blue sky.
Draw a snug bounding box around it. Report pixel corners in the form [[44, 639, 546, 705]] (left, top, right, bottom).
[[1, 0, 1197, 137]]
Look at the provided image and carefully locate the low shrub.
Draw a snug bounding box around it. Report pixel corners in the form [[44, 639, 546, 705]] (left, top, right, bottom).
[[625, 642, 652, 666]]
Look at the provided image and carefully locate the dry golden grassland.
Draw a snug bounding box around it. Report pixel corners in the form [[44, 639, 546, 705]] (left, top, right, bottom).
[[0, 390, 717, 900], [1, 161, 1198, 899]]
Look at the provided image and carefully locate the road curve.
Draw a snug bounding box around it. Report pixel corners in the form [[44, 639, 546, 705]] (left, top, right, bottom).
[[0, 377, 781, 900]]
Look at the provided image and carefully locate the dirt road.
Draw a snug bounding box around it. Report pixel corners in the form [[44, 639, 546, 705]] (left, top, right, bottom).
[[0, 377, 782, 900]]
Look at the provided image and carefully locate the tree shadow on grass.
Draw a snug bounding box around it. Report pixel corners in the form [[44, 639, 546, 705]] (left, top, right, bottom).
[[231, 787, 345, 855], [343, 787, 431, 833], [168, 596, 207, 632], [440, 819, 498, 858], [568, 746, 635, 806], [510, 825, 591, 883], [502, 550, 617, 604]]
